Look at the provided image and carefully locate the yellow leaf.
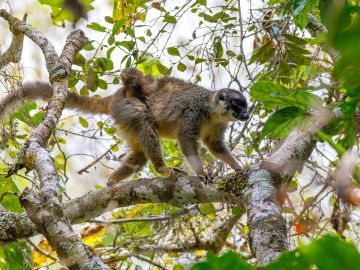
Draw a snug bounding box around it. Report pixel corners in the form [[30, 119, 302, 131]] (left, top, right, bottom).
[[195, 250, 203, 257], [33, 239, 57, 267], [112, 0, 140, 29], [81, 226, 107, 246]]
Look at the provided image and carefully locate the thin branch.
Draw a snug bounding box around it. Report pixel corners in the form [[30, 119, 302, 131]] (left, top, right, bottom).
[[237, 0, 253, 82], [0, 173, 244, 243], [88, 207, 192, 224], [27, 239, 58, 262], [77, 140, 121, 174]]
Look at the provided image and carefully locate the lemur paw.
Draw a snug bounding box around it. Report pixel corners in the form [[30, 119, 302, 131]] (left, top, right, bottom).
[[156, 165, 175, 177], [172, 167, 188, 176], [107, 174, 119, 187]]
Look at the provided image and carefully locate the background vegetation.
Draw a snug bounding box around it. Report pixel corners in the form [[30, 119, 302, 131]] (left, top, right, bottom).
[[0, 0, 360, 269]]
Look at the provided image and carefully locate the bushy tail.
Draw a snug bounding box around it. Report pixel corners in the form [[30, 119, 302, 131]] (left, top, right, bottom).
[[0, 81, 112, 120]]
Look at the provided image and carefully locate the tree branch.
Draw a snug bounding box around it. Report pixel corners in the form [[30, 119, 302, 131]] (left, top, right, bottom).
[[0, 175, 243, 243], [0, 13, 26, 69], [0, 10, 108, 270], [248, 110, 334, 265]]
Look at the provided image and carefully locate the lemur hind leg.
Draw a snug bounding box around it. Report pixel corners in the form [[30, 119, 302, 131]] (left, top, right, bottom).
[[107, 150, 147, 186], [110, 98, 177, 182]]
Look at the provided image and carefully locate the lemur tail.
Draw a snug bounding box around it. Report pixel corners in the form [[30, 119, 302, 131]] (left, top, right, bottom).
[[0, 81, 113, 120]]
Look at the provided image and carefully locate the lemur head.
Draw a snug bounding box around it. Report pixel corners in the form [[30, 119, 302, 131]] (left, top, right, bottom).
[[214, 88, 249, 121]]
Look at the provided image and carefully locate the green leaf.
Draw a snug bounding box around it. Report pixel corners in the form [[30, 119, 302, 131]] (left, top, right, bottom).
[[196, 0, 207, 6], [262, 250, 308, 270], [107, 46, 116, 58], [285, 42, 311, 55], [199, 203, 216, 215], [13, 102, 44, 127], [191, 251, 253, 270], [333, 16, 360, 86], [164, 14, 177, 24], [0, 240, 33, 270], [231, 205, 244, 216], [259, 107, 307, 141], [316, 131, 346, 156], [125, 26, 135, 38], [87, 22, 107, 32], [112, 18, 126, 35], [213, 37, 224, 58], [79, 86, 89, 96], [96, 57, 114, 71], [283, 34, 308, 45], [74, 53, 86, 67], [195, 58, 206, 64], [199, 12, 217, 23], [83, 42, 95, 51], [177, 62, 186, 72], [98, 79, 108, 90], [346, 86, 360, 98], [288, 180, 298, 193], [104, 16, 113, 24], [157, 62, 171, 75], [191, 235, 360, 270], [300, 235, 360, 270], [108, 35, 115, 45], [250, 81, 323, 110], [249, 42, 275, 64], [31, 111, 45, 125], [86, 68, 99, 91], [116, 40, 135, 51], [79, 116, 89, 128], [292, 0, 317, 29], [269, 0, 285, 5], [167, 47, 180, 56], [0, 175, 22, 212]]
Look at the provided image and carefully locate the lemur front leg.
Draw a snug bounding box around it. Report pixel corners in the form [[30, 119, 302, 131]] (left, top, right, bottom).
[[202, 123, 241, 171]]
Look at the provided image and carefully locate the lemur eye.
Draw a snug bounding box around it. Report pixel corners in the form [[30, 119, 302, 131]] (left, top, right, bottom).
[[231, 100, 239, 106]]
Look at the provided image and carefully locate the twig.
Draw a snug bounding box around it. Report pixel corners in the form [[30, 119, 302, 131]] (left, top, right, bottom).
[[26, 239, 58, 262], [88, 207, 192, 224], [78, 140, 121, 174]]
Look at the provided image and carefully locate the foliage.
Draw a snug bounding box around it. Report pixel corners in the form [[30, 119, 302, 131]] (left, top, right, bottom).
[[0, 0, 360, 268], [0, 240, 33, 270], [192, 235, 360, 270]]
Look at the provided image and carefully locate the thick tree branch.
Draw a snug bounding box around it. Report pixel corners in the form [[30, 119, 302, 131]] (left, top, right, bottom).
[[0, 175, 242, 243], [244, 166, 287, 265], [0, 10, 108, 270], [261, 110, 332, 181], [248, 110, 334, 265], [0, 9, 61, 82]]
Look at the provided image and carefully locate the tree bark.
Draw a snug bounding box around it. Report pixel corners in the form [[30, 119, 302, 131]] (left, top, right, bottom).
[[0, 10, 108, 270]]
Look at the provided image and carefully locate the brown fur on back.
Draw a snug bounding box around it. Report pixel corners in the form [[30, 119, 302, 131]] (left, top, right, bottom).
[[120, 68, 158, 101]]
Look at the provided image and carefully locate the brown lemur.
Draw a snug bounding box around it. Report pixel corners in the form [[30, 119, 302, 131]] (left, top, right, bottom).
[[0, 68, 249, 186]]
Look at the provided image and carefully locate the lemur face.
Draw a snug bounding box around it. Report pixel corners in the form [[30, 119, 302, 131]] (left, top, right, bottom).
[[215, 88, 249, 121]]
